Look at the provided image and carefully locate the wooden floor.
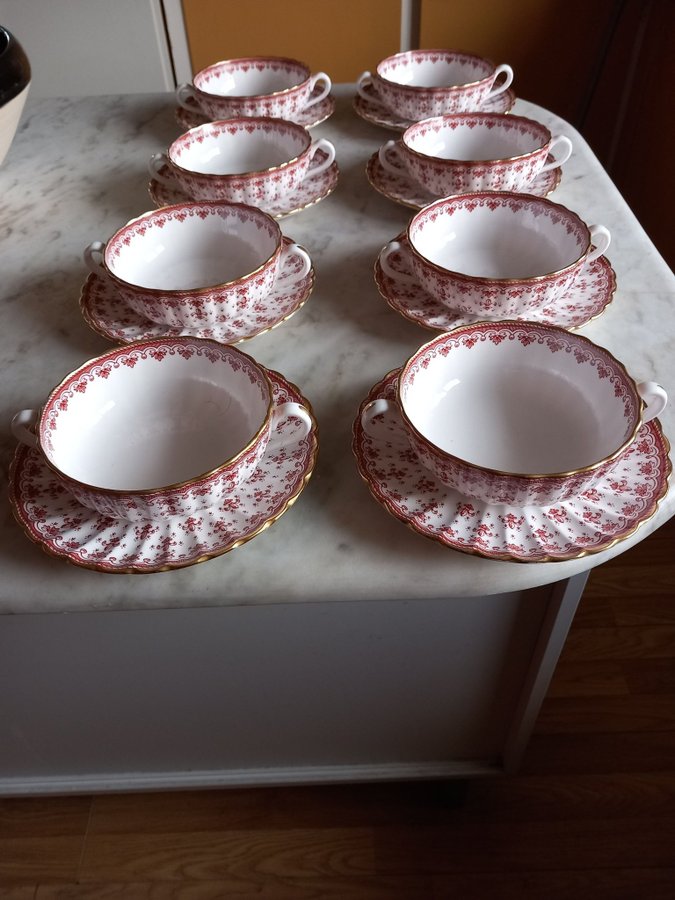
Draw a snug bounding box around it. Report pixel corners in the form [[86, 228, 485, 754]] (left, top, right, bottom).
[[2, 517, 674, 899]]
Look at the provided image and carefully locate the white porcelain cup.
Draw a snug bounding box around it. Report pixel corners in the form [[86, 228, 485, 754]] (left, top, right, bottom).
[[361, 322, 667, 507], [83, 201, 311, 329], [380, 192, 611, 318], [358, 49, 514, 120], [12, 337, 313, 521], [176, 56, 331, 120], [148, 118, 335, 205], [378, 113, 573, 195]]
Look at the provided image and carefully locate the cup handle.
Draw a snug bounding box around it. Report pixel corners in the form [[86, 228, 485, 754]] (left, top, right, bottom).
[[148, 152, 176, 186], [378, 140, 405, 176], [357, 71, 374, 101], [308, 138, 336, 177], [11, 408, 40, 449], [361, 398, 398, 437], [267, 402, 313, 452], [586, 225, 611, 262], [305, 72, 332, 108], [540, 135, 573, 172], [486, 64, 514, 99], [637, 382, 668, 424], [281, 242, 312, 286], [379, 240, 418, 285], [176, 82, 198, 112], [83, 240, 107, 275]]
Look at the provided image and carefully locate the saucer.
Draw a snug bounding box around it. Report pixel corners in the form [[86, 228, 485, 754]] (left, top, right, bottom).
[[375, 233, 616, 331], [174, 88, 336, 132], [80, 237, 315, 345], [353, 83, 516, 131], [9, 369, 318, 574], [353, 369, 670, 563], [148, 150, 338, 218], [366, 146, 561, 209]]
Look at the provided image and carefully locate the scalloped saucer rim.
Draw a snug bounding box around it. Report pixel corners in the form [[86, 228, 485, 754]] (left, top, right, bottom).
[[79, 237, 315, 345], [353, 84, 517, 131], [174, 88, 336, 131], [148, 153, 338, 219], [352, 369, 671, 564], [374, 232, 617, 332], [366, 147, 561, 209], [9, 370, 318, 574]]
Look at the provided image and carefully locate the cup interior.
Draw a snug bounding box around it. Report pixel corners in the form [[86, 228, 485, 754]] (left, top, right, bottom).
[[41, 341, 271, 491], [106, 204, 280, 291], [170, 119, 310, 176], [409, 195, 589, 279], [378, 50, 493, 88], [405, 114, 549, 161], [194, 57, 309, 97], [401, 325, 639, 476]]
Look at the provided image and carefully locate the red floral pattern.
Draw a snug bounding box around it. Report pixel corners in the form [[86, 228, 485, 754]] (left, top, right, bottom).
[[374, 232, 616, 331], [81, 237, 315, 345], [408, 193, 591, 317], [175, 87, 335, 131], [352, 369, 670, 563], [366, 147, 560, 209], [149, 150, 338, 220], [10, 371, 317, 573]]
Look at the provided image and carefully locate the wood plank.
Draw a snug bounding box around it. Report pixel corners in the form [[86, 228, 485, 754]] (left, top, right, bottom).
[[0, 836, 84, 882], [545, 659, 629, 697], [560, 626, 675, 662], [621, 658, 675, 694], [78, 829, 375, 882], [432, 867, 675, 900], [521, 731, 675, 775], [35, 875, 431, 899], [0, 887, 36, 899], [0, 797, 91, 839], [535, 694, 675, 733], [373, 815, 675, 873]]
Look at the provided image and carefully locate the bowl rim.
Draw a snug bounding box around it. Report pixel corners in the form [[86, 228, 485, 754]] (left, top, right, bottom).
[[193, 55, 312, 101]]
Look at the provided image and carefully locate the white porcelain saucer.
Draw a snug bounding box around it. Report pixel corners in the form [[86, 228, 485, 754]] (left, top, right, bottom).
[[174, 88, 336, 132], [80, 237, 315, 345], [375, 233, 616, 332], [9, 370, 318, 574], [148, 150, 338, 218], [353, 369, 671, 563], [353, 83, 516, 131], [366, 146, 561, 209]]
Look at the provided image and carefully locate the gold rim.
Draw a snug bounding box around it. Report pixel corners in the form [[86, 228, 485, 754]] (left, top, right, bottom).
[[377, 50, 500, 92], [169, 117, 311, 181], [353, 374, 671, 564], [398, 322, 647, 481], [403, 113, 552, 165], [36, 337, 277, 498], [408, 192, 592, 285], [194, 56, 311, 101], [10, 373, 319, 574], [105, 201, 282, 296], [365, 152, 562, 210]]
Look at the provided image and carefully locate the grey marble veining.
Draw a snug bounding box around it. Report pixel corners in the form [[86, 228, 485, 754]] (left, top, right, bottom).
[[0, 87, 673, 614]]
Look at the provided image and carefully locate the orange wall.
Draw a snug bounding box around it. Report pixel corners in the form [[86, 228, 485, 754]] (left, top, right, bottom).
[[182, 0, 401, 83]]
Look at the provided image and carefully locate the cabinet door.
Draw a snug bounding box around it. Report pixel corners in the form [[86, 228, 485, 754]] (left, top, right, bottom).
[[181, 0, 401, 81]]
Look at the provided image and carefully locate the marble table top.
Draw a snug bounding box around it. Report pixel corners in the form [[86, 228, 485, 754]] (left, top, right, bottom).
[[1, 87, 673, 614]]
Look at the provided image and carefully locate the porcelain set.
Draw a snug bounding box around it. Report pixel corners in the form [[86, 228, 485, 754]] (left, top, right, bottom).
[[9, 50, 671, 570], [351, 49, 669, 561]]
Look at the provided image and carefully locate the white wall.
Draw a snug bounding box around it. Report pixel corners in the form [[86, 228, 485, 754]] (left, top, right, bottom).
[[2, 0, 176, 98]]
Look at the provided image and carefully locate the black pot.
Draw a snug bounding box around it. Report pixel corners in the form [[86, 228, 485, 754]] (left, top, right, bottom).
[[0, 26, 31, 109]]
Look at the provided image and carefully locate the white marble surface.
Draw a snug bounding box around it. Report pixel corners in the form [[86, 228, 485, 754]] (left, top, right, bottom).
[[1, 87, 673, 614]]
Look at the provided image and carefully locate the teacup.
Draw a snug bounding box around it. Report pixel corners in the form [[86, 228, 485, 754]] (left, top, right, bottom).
[[378, 113, 573, 195], [176, 56, 332, 120], [84, 201, 311, 328], [148, 118, 335, 205], [361, 322, 667, 508], [380, 192, 611, 318], [358, 49, 514, 120], [11, 337, 313, 521]]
